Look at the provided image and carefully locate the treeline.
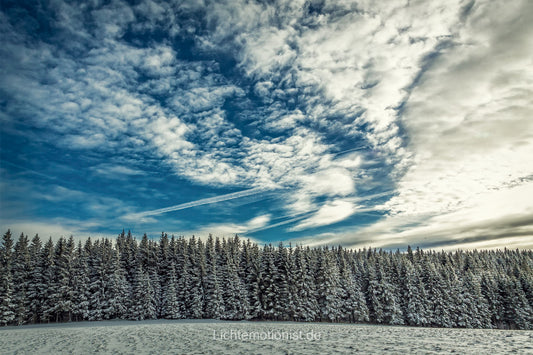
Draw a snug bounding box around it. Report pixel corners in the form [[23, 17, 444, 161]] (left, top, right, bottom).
[[0, 229, 532, 329]]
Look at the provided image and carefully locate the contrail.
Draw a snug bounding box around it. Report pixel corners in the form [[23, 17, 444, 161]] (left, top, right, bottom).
[[333, 145, 370, 156], [126, 187, 267, 219]]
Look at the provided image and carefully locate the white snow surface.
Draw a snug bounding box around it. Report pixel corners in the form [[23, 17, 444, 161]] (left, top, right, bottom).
[[0, 320, 532, 354]]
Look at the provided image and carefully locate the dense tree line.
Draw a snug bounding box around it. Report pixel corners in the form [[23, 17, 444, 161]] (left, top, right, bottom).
[[0, 229, 532, 329]]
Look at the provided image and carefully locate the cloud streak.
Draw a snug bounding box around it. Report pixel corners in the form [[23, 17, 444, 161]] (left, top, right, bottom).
[[123, 187, 268, 220]]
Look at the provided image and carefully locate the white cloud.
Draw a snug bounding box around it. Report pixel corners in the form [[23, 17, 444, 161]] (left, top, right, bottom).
[[0, 220, 114, 243], [63, 133, 108, 149], [0, 221, 77, 240], [246, 214, 272, 230], [334, 153, 362, 169], [91, 164, 146, 178], [372, 0, 533, 245], [168, 214, 272, 243], [282, 0, 533, 249], [149, 115, 193, 154], [291, 181, 533, 250], [300, 168, 355, 197], [291, 199, 356, 231], [142, 45, 176, 76], [2, 0, 532, 249], [177, 0, 476, 230]]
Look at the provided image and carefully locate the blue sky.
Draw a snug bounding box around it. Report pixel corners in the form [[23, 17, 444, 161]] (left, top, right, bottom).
[[1, 0, 532, 250]]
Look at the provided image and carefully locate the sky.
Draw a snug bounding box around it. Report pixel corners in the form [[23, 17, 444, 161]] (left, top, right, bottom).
[[1, 0, 532, 250]]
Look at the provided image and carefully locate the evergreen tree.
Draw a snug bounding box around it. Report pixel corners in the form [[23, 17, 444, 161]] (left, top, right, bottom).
[[292, 245, 318, 321], [27, 234, 42, 323], [71, 242, 90, 322], [274, 242, 294, 320], [203, 235, 223, 319], [240, 240, 261, 319], [158, 232, 171, 318], [220, 243, 249, 320], [366, 255, 403, 325], [0, 230, 15, 325], [338, 249, 369, 323], [400, 261, 428, 326], [185, 236, 204, 319], [499, 275, 533, 329], [130, 264, 156, 320], [121, 231, 138, 286], [161, 262, 181, 319], [12, 233, 31, 325], [49, 237, 74, 322], [0, 265, 15, 326], [421, 260, 450, 327], [259, 244, 278, 320], [0, 229, 532, 330], [315, 247, 341, 322], [460, 271, 491, 328], [104, 249, 129, 320], [176, 240, 190, 319], [40, 238, 56, 323]]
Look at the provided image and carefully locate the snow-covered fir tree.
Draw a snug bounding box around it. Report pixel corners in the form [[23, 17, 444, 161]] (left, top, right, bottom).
[[258, 244, 278, 320], [274, 243, 294, 320], [0, 229, 531, 330], [12, 233, 31, 325], [220, 243, 249, 320], [337, 248, 369, 323], [0, 230, 16, 325], [292, 245, 318, 321], [203, 235, 223, 319], [104, 249, 129, 320], [71, 242, 90, 322], [239, 240, 261, 319], [49, 237, 75, 322], [161, 262, 181, 319], [366, 253, 403, 325], [130, 264, 156, 320], [26, 234, 43, 324], [185, 236, 204, 319], [315, 247, 341, 322], [400, 260, 428, 326], [40, 238, 56, 323]]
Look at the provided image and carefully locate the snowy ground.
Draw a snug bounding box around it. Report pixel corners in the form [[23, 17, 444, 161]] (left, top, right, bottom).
[[1, 320, 532, 354]]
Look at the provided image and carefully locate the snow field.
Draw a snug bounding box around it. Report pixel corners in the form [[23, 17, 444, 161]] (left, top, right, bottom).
[[1, 320, 532, 355]]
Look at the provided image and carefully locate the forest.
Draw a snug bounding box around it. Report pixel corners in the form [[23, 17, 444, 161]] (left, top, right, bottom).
[[0, 229, 532, 329]]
